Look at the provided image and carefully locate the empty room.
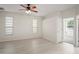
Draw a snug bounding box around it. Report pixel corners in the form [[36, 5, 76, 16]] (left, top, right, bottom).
[[0, 4, 79, 54]]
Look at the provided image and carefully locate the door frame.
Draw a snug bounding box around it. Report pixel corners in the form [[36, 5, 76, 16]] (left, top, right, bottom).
[[62, 16, 78, 47]]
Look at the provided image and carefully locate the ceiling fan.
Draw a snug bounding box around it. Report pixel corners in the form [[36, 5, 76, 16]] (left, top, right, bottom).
[[20, 4, 38, 14]]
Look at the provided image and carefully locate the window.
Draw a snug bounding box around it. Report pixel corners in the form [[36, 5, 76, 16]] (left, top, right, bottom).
[[33, 19, 37, 33], [5, 17, 13, 35], [67, 19, 74, 28]]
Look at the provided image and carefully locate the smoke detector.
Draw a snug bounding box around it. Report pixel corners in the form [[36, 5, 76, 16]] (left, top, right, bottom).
[[0, 7, 5, 11]]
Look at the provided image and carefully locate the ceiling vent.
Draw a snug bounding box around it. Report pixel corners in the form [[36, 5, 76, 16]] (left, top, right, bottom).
[[0, 7, 5, 11]]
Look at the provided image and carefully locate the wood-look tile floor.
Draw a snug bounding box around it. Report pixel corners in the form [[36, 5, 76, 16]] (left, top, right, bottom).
[[0, 39, 79, 54]]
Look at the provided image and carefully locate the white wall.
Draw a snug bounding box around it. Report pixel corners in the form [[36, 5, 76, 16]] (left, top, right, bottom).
[[42, 12, 62, 43], [0, 11, 43, 42]]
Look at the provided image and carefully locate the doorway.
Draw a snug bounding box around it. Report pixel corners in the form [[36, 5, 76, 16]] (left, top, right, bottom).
[[63, 17, 75, 45]]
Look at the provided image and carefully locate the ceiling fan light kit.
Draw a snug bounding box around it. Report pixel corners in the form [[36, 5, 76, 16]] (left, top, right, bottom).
[[25, 10, 31, 14]]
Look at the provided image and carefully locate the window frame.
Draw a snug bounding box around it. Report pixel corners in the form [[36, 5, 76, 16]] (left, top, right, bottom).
[[5, 16, 13, 35], [32, 19, 38, 33]]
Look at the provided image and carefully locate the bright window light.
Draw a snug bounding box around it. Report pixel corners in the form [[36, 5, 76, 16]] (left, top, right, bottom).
[[5, 17, 13, 35], [33, 19, 37, 33]]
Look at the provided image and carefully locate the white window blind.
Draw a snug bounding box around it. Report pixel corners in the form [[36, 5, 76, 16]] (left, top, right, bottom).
[[33, 19, 38, 33], [5, 17, 13, 35]]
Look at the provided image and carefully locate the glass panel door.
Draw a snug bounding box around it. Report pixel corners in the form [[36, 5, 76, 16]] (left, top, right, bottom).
[[63, 17, 75, 44]]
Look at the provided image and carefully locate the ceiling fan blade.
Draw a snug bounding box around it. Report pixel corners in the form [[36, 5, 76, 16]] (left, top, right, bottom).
[[31, 6, 37, 9], [34, 11, 38, 12], [20, 4, 26, 8], [31, 9, 38, 12]]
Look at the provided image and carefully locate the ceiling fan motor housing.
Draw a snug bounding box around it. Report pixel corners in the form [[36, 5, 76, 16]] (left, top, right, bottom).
[[27, 7, 30, 10]]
